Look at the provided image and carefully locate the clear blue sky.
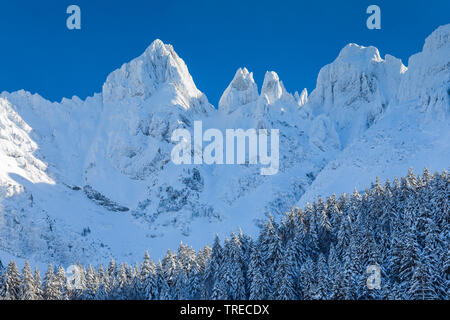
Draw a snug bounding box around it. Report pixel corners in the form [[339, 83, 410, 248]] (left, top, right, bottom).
[[0, 0, 448, 105]]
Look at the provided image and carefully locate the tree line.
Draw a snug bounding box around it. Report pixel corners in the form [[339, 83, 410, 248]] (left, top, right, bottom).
[[0, 168, 448, 300]]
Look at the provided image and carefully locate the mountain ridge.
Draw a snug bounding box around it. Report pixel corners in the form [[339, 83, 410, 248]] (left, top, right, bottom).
[[0, 24, 448, 266]]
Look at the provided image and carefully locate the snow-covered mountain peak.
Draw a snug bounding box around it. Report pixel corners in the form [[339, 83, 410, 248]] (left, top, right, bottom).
[[304, 42, 406, 147], [259, 71, 295, 107], [260, 71, 283, 104], [2, 90, 49, 109], [0, 25, 448, 267], [143, 38, 170, 54], [423, 24, 450, 52], [230, 67, 255, 86], [101, 39, 206, 110], [219, 67, 258, 114], [294, 88, 308, 107], [336, 43, 382, 66], [397, 24, 449, 118]]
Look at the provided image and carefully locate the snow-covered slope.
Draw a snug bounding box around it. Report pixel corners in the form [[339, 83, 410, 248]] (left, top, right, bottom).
[[0, 25, 449, 267]]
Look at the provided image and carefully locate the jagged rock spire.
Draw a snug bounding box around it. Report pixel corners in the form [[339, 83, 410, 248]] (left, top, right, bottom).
[[219, 67, 258, 114], [295, 88, 308, 107]]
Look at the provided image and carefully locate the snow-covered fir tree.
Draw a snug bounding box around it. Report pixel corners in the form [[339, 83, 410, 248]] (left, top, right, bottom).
[[19, 261, 36, 300], [5, 261, 20, 300]]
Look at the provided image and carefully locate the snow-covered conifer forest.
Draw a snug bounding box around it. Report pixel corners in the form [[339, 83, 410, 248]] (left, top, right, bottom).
[[0, 168, 448, 300]]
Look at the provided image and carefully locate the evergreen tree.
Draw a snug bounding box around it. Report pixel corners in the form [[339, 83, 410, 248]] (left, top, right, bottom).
[[34, 267, 42, 300], [315, 253, 330, 300], [112, 263, 129, 300], [5, 261, 20, 300], [274, 243, 298, 300], [397, 212, 420, 298], [0, 261, 5, 299], [299, 258, 315, 300], [203, 234, 222, 299], [211, 276, 227, 300], [409, 218, 445, 299], [329, 245, 345, 300], [161, 250, 177, 288], [342, 238, 359, 300], [107, 258, 117, 280], [260, 218, 283, 295], [95, 265, 111, 300], [19, 261, 36, 300], [155, 261, 172, 300], [408, 253, 436, 300], [187, 265, 202, 299], [248, 243, 269, 300], [43, 264, 61, 300], [56, 266, 67, 300], [172, 266, 188, 299], [84, 265, 98, 300], [221, 236, 246, 299]]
